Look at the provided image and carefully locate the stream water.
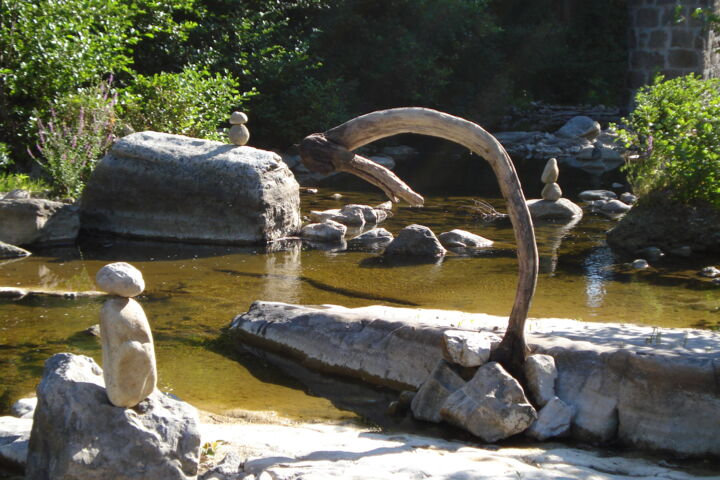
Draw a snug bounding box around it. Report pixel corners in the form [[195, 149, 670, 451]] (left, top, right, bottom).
[[1, 191, 719, 420]]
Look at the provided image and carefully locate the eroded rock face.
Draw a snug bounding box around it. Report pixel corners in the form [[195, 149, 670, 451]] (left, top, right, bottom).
[[96, 262, 145, 298], [441, 362, 537, 442], [26, 353, 200, 480], [100, 298, 157, 408], [0, 198, 79, 247], [384, 225, 446, 258], [81, 132, 300, 245]]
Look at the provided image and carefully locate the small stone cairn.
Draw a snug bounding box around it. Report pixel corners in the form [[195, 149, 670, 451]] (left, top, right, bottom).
[[96, 262, 157, 408], [540, 158, 561, 201], [228, 111, 250, 146]]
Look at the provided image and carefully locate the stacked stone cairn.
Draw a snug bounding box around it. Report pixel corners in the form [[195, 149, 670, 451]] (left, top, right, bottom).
[[406, 330, 575, 443], [527, 158, 583, 220], [228, 111, 250, 146], [25, 262, 201, 480], [96, 262, 156, 407]]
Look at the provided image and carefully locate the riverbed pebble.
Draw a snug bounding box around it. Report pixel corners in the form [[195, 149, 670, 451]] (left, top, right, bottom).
[[95, 262, 145, 297]]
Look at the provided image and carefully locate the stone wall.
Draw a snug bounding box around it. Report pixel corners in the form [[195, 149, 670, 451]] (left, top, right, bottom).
[[628, 0, 720, 99]]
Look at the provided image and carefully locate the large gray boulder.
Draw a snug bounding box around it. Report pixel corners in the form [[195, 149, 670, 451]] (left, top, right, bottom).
[[0, 198, 79, 246], [26, 353, 200, 480], [441, 362, 537, 442], [527, 198, 583, 220], [81, 132, 300, 245]]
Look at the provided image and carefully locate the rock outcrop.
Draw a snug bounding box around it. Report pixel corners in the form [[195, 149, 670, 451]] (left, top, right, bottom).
[[81, 131, 300, 245], [26, 353, 200, 480]]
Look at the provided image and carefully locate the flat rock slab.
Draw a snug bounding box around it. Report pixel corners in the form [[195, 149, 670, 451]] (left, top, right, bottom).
[[81, 131, 301, 245], [228, 301, 720, 457]]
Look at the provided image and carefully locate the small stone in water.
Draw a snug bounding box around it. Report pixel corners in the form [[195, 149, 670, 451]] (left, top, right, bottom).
[[631, 259, 649, 270], [331, 193, 343, 200], [700, 266, 720, 278]]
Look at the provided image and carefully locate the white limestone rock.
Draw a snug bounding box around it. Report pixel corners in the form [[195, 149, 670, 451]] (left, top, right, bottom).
[[100, 297, 157, 407], [96, 262, 145, 297], [410, 360, 466, 423], [525, 354, 558, 407], [526, 396, 576, 441], [441, 330, 500, 367], [441, 362, 537, 442]]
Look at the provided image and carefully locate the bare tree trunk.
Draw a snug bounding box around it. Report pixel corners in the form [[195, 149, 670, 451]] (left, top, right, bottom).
[[299, 108, 538, 379]]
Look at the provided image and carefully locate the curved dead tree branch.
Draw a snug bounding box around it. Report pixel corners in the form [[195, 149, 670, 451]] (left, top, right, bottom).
[[299, 107, 538, 378]]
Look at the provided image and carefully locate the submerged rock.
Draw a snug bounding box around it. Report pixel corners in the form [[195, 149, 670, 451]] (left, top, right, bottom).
[[384, 225, 446, 258], [81, 132, 300, 245], [441, 362, 537, 442], [26, 353, 200, 480]]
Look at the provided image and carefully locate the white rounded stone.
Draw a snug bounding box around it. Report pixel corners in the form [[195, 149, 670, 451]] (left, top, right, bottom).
[[229, 111, 248, 125], [229, 124, 250, 146], [96, 262, 145, 297], [100, 297, 157, 408], [540, 158, 559, 184], [541, 182, 562, 201]]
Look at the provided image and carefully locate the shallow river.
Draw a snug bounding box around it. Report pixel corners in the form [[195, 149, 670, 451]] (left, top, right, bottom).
[[1, 191, 719, 419]]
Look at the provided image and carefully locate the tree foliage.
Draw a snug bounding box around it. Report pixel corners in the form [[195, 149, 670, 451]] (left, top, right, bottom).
[[616, 75, 720, 208]]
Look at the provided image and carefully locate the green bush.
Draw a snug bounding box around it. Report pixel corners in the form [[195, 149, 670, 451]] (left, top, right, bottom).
[[30, 80, 118, 198], [119, 66, 248, 141], [616, 75, 720, 208], [0, 173, 50, 194]]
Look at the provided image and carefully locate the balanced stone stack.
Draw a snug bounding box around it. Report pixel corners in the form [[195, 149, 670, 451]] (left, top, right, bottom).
[[96, 262, 156, 407], [526, 158, 583, 221], [229, 111, 250, 146]]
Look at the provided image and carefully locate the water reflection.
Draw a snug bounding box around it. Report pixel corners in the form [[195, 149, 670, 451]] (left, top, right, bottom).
[[583, 245, 616, 309], [534, 217, 581, 275], [262, 241, 302, 304]]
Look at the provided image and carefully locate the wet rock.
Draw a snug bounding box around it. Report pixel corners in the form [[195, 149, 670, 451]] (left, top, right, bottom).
[[700, 266, 720, 278], [95, 262, 145, 297], [600, 199, 632, 214], [100, 297, 157, 408], [620, 192, 637, 205], [541, 182, 562, 201], [527, 198, 583, 220], [81, 132, 300, 245], [631, 259, 649, 270], [0, 241, 31, 259], [524, 354, 558, 408], [11, 397, 37, 419], [347, 228, 393, 250], [441, 330, 499, 367], [437, 229, 493, 250], [526, 397, 575, 441], [26, 353, 200, 480], [441, 362, 537, 442], [0, 198, 79, 247], [640, 247, 664, 262], [556, 116, 601, 141], [384, 225, 446, 258], [310, 204, 385, 227], [410, 360, 466, 423], [301, 220, 347, 243], [540, 158, 559, 184], [579, 190, 617, 202]]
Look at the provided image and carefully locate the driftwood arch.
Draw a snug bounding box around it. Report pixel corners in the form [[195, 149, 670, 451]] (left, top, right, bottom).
[[299, 108, 538, 376]]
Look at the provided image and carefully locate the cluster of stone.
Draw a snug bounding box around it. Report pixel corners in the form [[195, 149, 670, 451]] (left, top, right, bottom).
[[228, 111, 250, 146], [96, 262, 157, 408], [540, 158, 561, 201], [408, 331, 575, 443]]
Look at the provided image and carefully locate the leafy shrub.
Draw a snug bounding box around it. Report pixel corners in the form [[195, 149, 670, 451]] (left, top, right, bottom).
[[616, 75, 720, 208], [119, 66, 248, 141], [30, 80, 118, 198], [0, 143, 10, 171], [0, 173, 50, 194]]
